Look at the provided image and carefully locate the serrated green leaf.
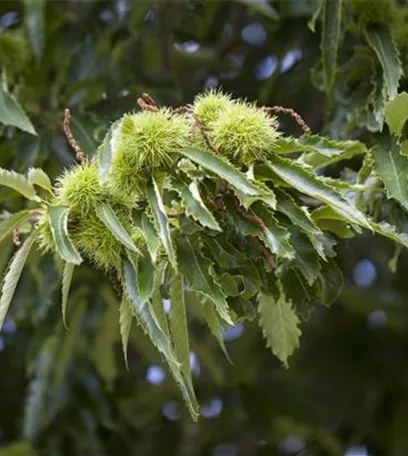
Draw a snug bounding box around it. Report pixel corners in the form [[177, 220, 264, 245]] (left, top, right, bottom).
[[258, 288, 301, 367], [122, 258, 199, 420], [0, 210, 31, 243], [266, 154, 371, 229], [281, 269, 321, 321], [177, 237, 233, 325], [28, 167, 52, 193], [98, 119, 122, 181], [202, 235, 247, 269], [150, 261, 171, 338], [223, 198, 294, 261], [321, 0, 342, 92], [365, 24, 402, 100], [48, 206, 82, 265], [286, 226, 321, 285], [0, 87, 36, 135], [147, 178, 177, 269], [141, 213, 160, 263], [169, 274, 194, 389], [315, 218, 355, 238], [298, 136, 366, 169], [250, 203, 295, 260], [136, 248, 154, 305], [0, 168, 37, 200], [171, 178, 221, 231], [218, 273, 244, 297], [372, 137, 408, 211], [275, 189, 334, 260], [368, 220, 408, 250], [385, 92, 408, 136], [312, 205, 356, 238], [95, 202, 140, 254], [180, 148, 276, 210], [120, 296, 133, 370], [61, 262, 74, 329], [0, 231, 37, 332], [318, 259, 343, 306], [300, 135, 366, 157]]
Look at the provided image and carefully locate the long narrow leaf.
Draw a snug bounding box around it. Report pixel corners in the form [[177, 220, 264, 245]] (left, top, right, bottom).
[[321, 0, 342, 92], [266, 154, 371, 229], [365, 24, 402, 100], [122, 258, 199, 419], [177, 237, 233, 325], [95, 202, 140, 253], [120, 296, 133, 369], [171, 178, 221, 231], [372, 137, 408, 211], [98, 119, 122, 181], [48, 206, 82, 265], [61, 262, 75, 328], [169, 274, 194, 389], [180, 148, 276, 209], [147, 178, 177, 269], [0, 231, 37, 332]]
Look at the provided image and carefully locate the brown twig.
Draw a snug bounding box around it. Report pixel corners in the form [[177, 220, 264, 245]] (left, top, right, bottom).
[[171, 105, 219, 154], [263, 106, 311, 135], [64, 108, 86, 163], [137, 98, 159, 112], [142, 92, 159, 108], [192, 114, 219, 154]]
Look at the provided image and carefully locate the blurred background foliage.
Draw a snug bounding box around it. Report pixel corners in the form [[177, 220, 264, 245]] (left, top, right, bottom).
[[1, 0, 408, 455]]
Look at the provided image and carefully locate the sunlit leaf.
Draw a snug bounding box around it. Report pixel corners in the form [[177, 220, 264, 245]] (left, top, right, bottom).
[[95, 202, 140, 253], [266, 154, 371, 229], [0, 168, 37, 200], [385, 92, 408, 137], [180, 148, 276, 210], [171, 178, 221, 231], [258, 287, 301, 367], [147, 178, 177, 269], [28, 168, 52, 193], [48, 206, 82, 265]]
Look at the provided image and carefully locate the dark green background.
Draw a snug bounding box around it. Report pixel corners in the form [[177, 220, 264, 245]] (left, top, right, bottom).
[[1, 1, 408, 455]]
